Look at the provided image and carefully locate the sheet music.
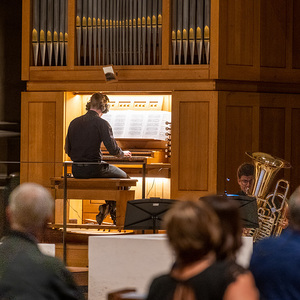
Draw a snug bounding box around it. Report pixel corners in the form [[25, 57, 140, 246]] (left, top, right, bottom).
[[125, 111, 145, 138], [112, 112, 127, 136], [102, 110, 171, 140]]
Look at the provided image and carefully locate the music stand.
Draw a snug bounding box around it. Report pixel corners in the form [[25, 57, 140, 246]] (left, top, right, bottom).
[[124, 198, 178, 233], [225, 194, 259, 228]]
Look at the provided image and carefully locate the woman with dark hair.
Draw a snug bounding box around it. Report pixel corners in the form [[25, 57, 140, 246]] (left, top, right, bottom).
[[200, 194, 243, 260], [146, 200, 259, 300]]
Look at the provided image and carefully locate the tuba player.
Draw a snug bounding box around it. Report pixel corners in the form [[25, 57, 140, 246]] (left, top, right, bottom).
[[237, 163, 255, 196]]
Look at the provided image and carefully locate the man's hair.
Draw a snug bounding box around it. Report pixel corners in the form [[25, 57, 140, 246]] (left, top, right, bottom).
[[288, 186, 300, 230], [86, 92, 110, 113], [200, 194, 242, 260], [237, 162, 254, 179], [8, 183, 54, 232], [164, 200, 221, 265]]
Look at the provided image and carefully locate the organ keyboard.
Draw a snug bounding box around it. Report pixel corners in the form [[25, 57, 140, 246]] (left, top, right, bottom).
[[102, 148, 167, 164], [102, 138, 171, 198]]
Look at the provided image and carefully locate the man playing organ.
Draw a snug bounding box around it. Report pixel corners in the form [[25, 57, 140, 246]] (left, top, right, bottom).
[[65, 92, 131, 225]]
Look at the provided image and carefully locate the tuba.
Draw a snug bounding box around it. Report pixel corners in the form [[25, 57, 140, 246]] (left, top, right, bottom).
[[246, 152, 291, 241]]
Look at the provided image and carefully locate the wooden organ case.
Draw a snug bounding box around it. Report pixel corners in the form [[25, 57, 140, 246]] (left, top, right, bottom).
[[21, 0, 300, 210]]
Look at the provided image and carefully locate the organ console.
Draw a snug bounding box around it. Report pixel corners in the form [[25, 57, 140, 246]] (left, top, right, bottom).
[[97, 95, 171, 180], [64, 93, 172, 206]]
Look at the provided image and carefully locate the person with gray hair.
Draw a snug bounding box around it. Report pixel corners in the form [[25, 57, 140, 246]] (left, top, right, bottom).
[[249, 185, 300, 300], [0, 182, 84, 300]]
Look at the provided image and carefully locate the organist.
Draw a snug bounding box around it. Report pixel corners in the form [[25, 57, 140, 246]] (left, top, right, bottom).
[[65, 92, 131, 225]]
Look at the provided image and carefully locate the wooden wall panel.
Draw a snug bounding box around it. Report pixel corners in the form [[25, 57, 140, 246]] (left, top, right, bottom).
[[224, 106, 254, 193], [226, 0, 254, 66], [179, 102, 209, 191], [217, 92, 260, 194], [292, 0, 300, 69], [218, 0, 259, 81], [260, 1, 287, 68], [259, 107, 286, 189], [28, 103, 56, 162], [171, 91, 218, 200], [21, 92, 64, 187], [27, 102, 56, 185], [259, 107, 285, 158], [258, 94, 298, 189], [217, 0, 300, 83], [218, 93, 300, 197], [290, 108, 300, 192]]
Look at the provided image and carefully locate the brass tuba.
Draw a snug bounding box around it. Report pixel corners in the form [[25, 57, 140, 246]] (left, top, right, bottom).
[[246, 152, 291, 241]]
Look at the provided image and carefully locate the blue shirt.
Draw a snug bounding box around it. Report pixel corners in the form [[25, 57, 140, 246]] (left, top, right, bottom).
[[249, 228, 300, 300]]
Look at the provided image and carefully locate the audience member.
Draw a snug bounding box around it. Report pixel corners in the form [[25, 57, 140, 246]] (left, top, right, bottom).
[[0, 183, 84, 300], [249, 185, 300, 300], [237, 163, 255, 195], [146, 200, 259, 300], [201, 194, 243, 260]]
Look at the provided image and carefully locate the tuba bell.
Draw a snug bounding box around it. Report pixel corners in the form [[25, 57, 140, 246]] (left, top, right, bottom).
[[246, 152, 291, 241]]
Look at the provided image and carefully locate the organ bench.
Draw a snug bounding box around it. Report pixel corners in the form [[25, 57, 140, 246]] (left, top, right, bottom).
[[50, 177, 138, 227], [50, 177, 138, 263]]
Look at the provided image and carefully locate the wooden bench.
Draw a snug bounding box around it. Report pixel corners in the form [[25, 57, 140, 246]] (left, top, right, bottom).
[[50, 177, 137, 227]]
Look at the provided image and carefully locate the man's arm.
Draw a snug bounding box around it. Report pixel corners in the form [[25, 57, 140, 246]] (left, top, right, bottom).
[[65, 131, 71, 155], [101, 121, 126, 157]]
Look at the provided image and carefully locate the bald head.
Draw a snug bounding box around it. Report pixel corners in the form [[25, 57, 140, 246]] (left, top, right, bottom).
[[289, 186, 300, 230], [8, 183, 54, 236]]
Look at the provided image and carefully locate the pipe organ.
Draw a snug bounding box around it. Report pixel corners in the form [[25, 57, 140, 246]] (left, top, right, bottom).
[[75, 0, 163, 65], [23, 0, 300, 205], [31, 0, 210, 66], [32, 0, 68, 66], [172, 0, 210, 65]]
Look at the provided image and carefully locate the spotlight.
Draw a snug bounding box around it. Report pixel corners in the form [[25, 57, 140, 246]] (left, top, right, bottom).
[[103, 65, 118, 83]]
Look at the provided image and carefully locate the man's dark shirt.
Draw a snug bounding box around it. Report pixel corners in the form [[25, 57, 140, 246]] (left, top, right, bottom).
[[65, 110, 123, 162]]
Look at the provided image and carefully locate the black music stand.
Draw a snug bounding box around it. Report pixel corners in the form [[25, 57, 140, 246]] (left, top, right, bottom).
[[124, 198, 178, 233], [225, 194, 259, 228]]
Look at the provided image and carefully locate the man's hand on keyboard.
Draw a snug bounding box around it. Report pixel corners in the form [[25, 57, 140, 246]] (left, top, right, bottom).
[[123, 151, 132, 157]]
